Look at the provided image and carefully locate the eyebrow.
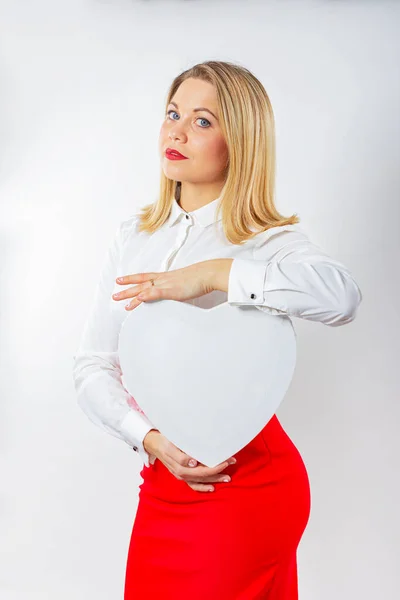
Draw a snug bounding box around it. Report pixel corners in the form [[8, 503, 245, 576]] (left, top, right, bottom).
[[168, 101, 218, 122]]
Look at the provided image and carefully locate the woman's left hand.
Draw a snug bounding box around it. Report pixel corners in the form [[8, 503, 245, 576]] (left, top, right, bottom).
[[113, 261, 216, 310]]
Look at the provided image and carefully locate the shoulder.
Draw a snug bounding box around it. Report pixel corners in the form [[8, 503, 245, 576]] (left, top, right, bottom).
[[115, 212, 143, 247], [252, 224, 309, 248], [119, 212, 141, 235], [251, 223, 318, 261]]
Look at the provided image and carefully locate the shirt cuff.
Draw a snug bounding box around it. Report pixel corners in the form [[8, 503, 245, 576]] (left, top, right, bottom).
[[119, 410, 157, 468], [227, 258, 268, 306]]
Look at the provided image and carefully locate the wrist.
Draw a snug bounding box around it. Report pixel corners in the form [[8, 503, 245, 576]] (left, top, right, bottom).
[[143, 428, 160, 454], [206, 258, 234, 293]]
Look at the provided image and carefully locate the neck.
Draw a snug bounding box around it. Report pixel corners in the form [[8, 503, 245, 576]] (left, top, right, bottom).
[[177, 180, 224, 213]]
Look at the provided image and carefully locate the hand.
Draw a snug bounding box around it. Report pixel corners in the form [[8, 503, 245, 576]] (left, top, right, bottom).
[[112, 261, 216, 310], [144, 430, 237, 493]]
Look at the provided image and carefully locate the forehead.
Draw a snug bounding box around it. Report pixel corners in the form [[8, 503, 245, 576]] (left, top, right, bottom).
[[171, 78, 217, 109]]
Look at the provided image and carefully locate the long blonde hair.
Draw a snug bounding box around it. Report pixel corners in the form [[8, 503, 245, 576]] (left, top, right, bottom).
[[137, 60, 300, 245]]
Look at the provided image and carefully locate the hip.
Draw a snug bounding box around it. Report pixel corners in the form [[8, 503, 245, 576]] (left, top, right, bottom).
[[138, 414, 311, 506]]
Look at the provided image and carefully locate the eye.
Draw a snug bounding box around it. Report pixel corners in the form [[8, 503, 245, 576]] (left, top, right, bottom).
[[166, 110, 211, 128], [167, 109, 179, 121], [196, 117, 211, 128]]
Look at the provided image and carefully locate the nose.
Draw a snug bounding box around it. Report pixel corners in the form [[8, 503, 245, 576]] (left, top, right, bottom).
[[168, 121, 187, 142], [169, 130, 184, 143]]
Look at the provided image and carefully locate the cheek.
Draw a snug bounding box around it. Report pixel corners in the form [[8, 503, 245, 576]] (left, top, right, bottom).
[[159, 120, 172, 139], [196, 135, 228, 165], [158, 123, 167, 147]]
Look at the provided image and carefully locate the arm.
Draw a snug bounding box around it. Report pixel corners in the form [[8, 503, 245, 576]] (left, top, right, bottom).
[[72, 217, 158, 468], [209, 225, 362, 327]]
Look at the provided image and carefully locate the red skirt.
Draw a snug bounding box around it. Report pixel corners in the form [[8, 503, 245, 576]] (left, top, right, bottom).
[[124, 414, 311, 599]]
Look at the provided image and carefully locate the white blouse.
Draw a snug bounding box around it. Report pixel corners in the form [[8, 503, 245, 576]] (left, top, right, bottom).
[[72, 196, 362, 468]]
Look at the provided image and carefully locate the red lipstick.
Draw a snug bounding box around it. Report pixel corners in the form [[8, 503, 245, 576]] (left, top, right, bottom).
[[165, 147, 188, 160]]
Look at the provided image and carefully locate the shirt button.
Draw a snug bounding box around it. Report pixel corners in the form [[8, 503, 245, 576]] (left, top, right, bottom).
[[185, 214, 189, 219], [132, 446, 138, 451], [250, 293, 257, 299]]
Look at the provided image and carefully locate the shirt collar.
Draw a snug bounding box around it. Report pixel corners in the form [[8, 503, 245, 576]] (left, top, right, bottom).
[[167, 196, 222, 228]]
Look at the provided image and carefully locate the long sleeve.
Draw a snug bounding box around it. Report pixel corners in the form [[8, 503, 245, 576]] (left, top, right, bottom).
[[72, 218, 157, 468], [227, 225, 362, 327]]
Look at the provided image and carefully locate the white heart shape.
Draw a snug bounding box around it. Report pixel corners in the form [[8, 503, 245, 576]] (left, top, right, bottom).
[[118, 300, 297, 467]]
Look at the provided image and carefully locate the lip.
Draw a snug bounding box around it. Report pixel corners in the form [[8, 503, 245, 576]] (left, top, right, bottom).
[[165, 147, 188, 160]]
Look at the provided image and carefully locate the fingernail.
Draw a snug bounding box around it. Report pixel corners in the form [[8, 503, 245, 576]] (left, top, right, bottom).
[[189, 459, 197, 467], [229, 458, 236, 464]]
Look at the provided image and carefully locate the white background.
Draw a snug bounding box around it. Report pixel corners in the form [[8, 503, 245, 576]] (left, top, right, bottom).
[[0, 1, 399, 598]]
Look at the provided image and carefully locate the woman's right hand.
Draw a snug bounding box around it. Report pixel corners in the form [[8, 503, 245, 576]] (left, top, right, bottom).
[[143, 429, 236, 492]]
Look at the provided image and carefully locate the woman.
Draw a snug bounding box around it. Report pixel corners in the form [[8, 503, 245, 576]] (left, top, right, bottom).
[[73, 61, 362, 599]]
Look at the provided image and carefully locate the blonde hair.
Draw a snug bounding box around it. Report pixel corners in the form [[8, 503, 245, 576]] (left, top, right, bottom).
[[137, 60, 300, 245]]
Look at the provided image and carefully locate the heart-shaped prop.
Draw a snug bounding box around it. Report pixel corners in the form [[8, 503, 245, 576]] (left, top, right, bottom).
[[118, 300, 297, 468]]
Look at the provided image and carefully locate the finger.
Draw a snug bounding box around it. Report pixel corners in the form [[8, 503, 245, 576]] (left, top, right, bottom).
[[125, 297, 143, 310], [187, 471, 232, 484], [177, 460, 233, 482], [116, 273, 158, 285], [176, 449, 235, 473], [169, 445, 235, 479], [113, 285, 141, 301], [186, 482, 216, 493], [181, 465, 234, 483], [137, 286, 163, 302], [125, 283, 159, 309], [186, 473, 232, 492]]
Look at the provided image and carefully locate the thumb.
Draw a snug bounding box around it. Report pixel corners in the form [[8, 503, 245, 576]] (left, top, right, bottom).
[[173, 444, 198, 468]]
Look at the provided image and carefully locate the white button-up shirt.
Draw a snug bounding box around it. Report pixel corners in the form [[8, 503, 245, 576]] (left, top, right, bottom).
[[72, 196, 362, 468]]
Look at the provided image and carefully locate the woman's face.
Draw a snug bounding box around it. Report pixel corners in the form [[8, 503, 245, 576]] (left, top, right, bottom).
[[159, 77, 229, 186]]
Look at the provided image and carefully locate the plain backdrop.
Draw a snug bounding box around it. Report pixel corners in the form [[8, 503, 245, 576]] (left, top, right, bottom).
[[0, 1, 399, 598]]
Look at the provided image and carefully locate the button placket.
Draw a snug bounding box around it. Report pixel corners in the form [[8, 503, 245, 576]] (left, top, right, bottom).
[[161, 215, 193, 272]]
